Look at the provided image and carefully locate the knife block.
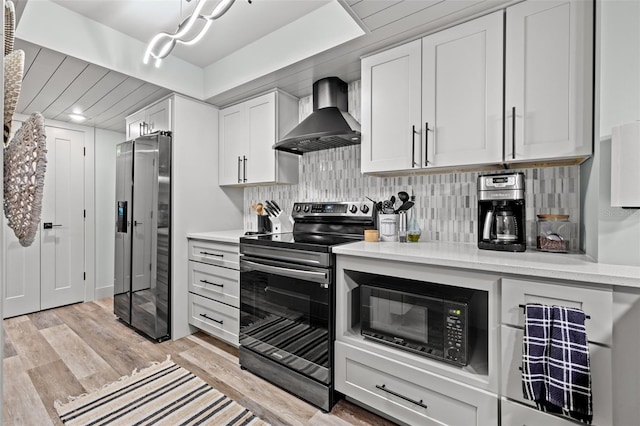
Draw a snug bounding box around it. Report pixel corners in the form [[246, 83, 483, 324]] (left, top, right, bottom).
[[268, 215, 293, 234]]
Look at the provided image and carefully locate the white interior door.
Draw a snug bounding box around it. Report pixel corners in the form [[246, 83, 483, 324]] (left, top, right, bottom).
[[2, 217, 41, 318], [3, 119, 41, 318], [40, 127, 85, 310]]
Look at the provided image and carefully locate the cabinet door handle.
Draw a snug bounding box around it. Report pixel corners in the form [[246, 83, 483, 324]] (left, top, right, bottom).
[[375, 384, 428, 409], [243, 156, 247, 182], [200, 279, 224, 288], [200, 313, 223, 324], [139, 123, 142, 136], [424, 122, 431, 166], [412, 125, 419, 167], [512, 106, 516, 160], [200, 251, 224, 258], [238, 156, 242, 183]]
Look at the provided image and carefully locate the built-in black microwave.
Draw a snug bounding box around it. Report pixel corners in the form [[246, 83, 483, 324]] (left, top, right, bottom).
[[360, 280, 475, 367]]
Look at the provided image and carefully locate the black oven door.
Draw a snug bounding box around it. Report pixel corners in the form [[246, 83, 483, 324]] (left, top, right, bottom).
[[240, 255, 332, 385]]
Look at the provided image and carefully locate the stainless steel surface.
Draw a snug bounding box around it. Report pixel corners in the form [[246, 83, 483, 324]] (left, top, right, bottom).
[[239, 346, 331, 412], [241, 244, 330, 267], [114, 132, 171, 342], [114, 141, 133, 324], [477, 172, 526, 252], [477, 173, 526, 201], [291, 201, 374, 220], [274, 77, 361, 155], [241, 258, 329, 285]]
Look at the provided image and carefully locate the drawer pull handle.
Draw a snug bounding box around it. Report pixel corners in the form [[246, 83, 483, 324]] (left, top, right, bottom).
[[200, 251, 224, 258], [200, 313, 223, 324], [518, 304, 591, 320], [200, 279, 223, 288], [375, 384, 427, 409]]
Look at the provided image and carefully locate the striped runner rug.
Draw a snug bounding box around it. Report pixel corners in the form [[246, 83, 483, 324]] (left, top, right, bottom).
[[54, 358, 269, 426]]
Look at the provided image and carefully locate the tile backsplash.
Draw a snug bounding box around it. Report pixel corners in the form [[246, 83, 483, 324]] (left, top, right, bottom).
[[244, 80, 581, 251], [244, 145, 581, 250]]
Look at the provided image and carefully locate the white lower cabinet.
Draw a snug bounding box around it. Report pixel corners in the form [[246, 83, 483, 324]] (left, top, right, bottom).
[[501, 398, 578, 426], [187, 238, 239, 346], [188, 293, 239, 346], [335, 341, 498, 426], [501, 326, 612, 425]]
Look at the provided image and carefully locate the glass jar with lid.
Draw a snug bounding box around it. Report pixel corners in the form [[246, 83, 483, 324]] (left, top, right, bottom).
[[536, 214, 571, 253]]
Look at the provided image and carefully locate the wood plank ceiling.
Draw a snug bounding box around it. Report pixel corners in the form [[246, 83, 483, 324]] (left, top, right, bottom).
[[13, 0, 513, 134], [13, 39, 171, 133]]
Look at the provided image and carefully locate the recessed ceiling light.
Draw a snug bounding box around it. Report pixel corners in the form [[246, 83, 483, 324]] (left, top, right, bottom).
[[69, 114, 86, 122]]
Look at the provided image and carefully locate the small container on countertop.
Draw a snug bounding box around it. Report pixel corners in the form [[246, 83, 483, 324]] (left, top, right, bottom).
[[536, 214, 571, 253], [364, 229, 379, 242]]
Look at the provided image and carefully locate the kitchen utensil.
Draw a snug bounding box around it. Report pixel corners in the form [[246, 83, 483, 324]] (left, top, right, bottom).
[[271, 200, 282, 213], [265, 201, 280, 216], [390, 195, 396, 207], [365, 196, 379, 211], [398, 191, 409, 203], [264, 204, 278, 217], [394, 201, 414, 213]]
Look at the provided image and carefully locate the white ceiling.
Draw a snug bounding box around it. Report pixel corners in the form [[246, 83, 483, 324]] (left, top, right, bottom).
[[12, 0, 517, 132], [49, 0, 331, 68]]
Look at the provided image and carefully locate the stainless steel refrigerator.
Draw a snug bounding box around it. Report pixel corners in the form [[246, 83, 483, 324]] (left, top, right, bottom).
[[114, 132, 171, 342]]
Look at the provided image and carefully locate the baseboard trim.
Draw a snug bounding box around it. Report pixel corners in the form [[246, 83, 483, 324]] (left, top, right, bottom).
[[94, 285, 113, 300]]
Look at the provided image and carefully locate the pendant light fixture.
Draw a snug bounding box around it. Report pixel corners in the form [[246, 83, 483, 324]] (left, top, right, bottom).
[[144, 0, 245, 67]]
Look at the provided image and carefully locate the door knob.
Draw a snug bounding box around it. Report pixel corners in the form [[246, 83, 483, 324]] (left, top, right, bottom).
[[134, 220, 143, 226]]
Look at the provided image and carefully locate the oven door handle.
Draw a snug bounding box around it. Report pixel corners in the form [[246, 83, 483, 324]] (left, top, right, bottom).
[[241, 259, 329, 286]]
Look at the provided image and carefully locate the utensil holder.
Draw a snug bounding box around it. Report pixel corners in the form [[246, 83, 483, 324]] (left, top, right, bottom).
[[257, 215, 271, 233], [378, 214, 398, 242]]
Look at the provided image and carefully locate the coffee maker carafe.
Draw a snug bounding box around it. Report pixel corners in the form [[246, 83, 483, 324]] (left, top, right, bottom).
[[478, 173, 526, 252]]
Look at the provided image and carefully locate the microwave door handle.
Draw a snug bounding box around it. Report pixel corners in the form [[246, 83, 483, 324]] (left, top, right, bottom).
[[242, 259, 328, 285]]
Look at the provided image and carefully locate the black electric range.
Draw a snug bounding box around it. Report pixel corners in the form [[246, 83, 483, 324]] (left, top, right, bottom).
[[238, 201, 375, 412]]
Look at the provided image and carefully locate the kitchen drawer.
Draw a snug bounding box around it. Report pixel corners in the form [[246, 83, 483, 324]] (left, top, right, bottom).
[[188, 261, 239, 308], [501, 325, 612, 425], [335, 341, 497, 426], [188, 293, 239, 347], [501, 277, 612, 344], [188, 239, 239, 270], [501, 398, 576, 426]]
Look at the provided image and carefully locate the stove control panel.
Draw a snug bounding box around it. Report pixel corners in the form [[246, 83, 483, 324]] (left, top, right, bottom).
[[292, 201, 374, 218]]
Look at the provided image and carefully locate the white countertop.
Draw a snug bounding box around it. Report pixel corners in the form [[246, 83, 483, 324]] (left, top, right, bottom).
[[333, 241, 640, 288], [186, 229, 246, 244]]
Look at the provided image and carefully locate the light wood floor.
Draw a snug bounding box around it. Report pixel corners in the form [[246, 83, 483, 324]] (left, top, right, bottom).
[[2, 299, 397, 426]]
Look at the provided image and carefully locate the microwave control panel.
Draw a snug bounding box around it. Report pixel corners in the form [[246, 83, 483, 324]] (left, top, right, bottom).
[[444, 302, 468, 365]]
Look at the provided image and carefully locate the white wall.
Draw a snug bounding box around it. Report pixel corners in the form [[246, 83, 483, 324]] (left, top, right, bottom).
[[94, 128, 124, 298], [596, 0, 640, 266], [171, 95, 244, 340]]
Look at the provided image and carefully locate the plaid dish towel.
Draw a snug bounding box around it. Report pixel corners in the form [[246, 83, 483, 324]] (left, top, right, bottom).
[[547, 305, 593, 424], [522, 304, 553, 404]]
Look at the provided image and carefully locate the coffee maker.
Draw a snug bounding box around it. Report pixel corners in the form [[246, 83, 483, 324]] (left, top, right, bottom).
[[477, 172, 526, 252]]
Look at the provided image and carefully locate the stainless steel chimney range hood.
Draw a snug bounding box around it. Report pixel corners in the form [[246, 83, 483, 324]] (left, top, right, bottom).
[[274, 77, 361, 155]]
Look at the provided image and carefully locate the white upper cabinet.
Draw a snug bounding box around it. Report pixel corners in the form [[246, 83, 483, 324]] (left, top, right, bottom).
[[125, 98, 172, 140], [218, 91, 299, 186], [505, 0, 593, 163], [361, 40, 422, 173], [362, 12, 503, 174], [422, 11, 503, 168]]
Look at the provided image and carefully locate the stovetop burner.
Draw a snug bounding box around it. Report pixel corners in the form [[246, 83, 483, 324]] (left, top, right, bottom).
[[241, 231, 364, 253], [241, 201, 376, 253]]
